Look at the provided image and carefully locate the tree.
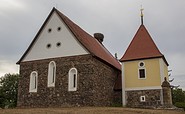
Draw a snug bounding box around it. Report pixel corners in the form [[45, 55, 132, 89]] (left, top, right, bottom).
[[172, 88, 185, 110], [0, 73, 19, 108], [172, 88, 185, 104]]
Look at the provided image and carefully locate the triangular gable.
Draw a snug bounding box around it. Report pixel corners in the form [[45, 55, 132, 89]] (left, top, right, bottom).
[[17, 8, 121, 70], [17, 8, 89, 62], [120, 25, 168, 66]]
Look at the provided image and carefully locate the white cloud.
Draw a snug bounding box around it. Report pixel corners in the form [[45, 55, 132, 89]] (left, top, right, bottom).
[[0, 60, 19, 77]]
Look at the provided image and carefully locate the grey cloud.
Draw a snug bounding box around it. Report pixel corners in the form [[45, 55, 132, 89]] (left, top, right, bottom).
[[0, 0, 185, 88]]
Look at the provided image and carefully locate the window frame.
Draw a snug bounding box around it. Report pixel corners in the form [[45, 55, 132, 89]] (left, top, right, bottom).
[[138, 61, 145, 67], [68, 68, 78, 91], [138, 61, 146, 79], [140, 96, 146, 102], [138, 68, 146, 79], [29, 71, 38, 93], [48, 61, 56, 87]]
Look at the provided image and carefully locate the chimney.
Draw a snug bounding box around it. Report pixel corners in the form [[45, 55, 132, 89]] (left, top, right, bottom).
[[94, 33, 104, 44]]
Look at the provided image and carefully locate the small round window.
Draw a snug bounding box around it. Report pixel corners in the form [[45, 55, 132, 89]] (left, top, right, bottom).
[[48, 28, 52, 33], [56, 42, 61, 47], [57, 27, 61, 31], [139, 61, 145, 67], [46, 44, 51, 49]]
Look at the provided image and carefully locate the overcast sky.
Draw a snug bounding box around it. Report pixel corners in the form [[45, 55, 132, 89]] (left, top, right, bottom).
[[0, 0, 185, 89]]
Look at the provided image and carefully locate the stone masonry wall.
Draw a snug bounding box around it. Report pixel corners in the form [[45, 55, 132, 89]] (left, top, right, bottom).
[[17, 54, 121, 107], [126, 89, 161, 108]]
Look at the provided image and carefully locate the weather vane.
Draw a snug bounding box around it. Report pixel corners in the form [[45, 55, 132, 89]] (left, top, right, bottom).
[[140, 5, 144, 25]]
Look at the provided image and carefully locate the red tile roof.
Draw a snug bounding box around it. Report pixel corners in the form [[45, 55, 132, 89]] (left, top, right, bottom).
[[120, 25, 168, 66], [17, 8, 121, 70]]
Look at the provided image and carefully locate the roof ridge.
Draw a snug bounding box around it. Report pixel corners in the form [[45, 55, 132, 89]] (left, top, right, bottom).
[[55, 8, 121, 70], [17, 8, 121, 70]]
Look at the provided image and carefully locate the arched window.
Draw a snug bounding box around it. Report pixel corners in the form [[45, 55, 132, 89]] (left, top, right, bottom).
[[29, 71, 38, 92], [68, 68, 77, 91], [48, 61, 56, 87]]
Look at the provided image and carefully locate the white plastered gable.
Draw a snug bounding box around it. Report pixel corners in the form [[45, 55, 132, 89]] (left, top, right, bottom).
[[22, 11, 89, 62]]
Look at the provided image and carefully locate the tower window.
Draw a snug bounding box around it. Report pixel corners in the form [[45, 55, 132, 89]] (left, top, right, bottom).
[[140, 96, 146, 102], [139, 69, 146, 78], [138, 61, 146, 79], [68, 68, 77, 91], [48, 61, 56, 87], [29, 71, 38, 92], [138, 61, 145, 67]]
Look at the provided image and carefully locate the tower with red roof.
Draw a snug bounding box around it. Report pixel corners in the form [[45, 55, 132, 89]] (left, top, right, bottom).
[[120, 9, 171, 108]]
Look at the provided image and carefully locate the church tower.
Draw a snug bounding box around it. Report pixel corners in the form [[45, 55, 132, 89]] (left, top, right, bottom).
[[120, 9, 171, 108]]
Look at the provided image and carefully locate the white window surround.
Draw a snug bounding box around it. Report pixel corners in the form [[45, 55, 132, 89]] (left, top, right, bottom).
[[138, 61, 145, 67], [140, 96, 146, 102], [48, 61, 56, 87], [138, 61, 146, 79], [138, 68, 146, 79], [29, 71, 38, 93], [68, 68, 77, 91]]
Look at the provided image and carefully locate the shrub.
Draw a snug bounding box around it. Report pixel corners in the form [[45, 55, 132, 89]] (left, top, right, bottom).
[[174, 102, 185, 110]]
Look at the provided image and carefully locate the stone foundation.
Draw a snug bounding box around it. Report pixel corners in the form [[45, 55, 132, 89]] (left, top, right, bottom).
[[17, 54, 121, 107], [126, 89, 162, 108]]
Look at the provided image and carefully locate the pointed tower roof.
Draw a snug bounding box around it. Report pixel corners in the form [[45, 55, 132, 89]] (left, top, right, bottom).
[[120, 25, 168, 66], [17, 8, 121, 70]]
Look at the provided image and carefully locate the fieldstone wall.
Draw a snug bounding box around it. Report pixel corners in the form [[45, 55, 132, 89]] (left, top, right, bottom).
[[126, 89, 162, 108], [17, 54, 121, 108]]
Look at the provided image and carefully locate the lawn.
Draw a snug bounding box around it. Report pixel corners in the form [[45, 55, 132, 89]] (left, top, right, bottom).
[[0, 107, 184, 114]]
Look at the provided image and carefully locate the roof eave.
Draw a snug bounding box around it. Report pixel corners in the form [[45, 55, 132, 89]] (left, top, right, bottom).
[[94, 56, 121, 71], [120, 55, 169, 66], [55, 9, 121, 70], [120, 55, 163, 63]]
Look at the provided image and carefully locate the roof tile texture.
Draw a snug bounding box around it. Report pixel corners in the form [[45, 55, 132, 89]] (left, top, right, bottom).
[[120, 25, 165, 63], [18, 8, 121, 70]]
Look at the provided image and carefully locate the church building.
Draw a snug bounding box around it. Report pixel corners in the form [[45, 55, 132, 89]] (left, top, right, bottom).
[[120, 9, 172, 108], [17, 8, 172, 108], [16, 8, 122, 107]]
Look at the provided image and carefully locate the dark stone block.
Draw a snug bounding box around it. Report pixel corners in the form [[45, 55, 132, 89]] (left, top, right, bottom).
[[126, 89, 162, 108]]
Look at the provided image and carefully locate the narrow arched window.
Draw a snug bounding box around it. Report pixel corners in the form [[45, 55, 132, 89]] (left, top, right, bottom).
[[48, 61, 56, 87], [68, 68, 77, 91], [29, 71, 38, 92]]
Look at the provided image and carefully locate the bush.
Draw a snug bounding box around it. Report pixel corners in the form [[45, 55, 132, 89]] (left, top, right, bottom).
[[172, 88, 185, 104], [174, 102, 185, 110], [0, 73, 19, 108]]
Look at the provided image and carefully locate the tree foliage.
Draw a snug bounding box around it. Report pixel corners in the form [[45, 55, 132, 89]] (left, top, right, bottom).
[[0, 73, 19, 108], [172, 88, 185, 109], [172, 88, 185, 103]]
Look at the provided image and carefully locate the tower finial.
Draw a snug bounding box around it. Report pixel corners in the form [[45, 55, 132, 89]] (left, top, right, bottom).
[[140, 5, 144, 25]]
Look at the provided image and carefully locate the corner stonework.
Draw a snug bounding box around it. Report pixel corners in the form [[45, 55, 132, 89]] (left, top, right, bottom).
[[161, 77, 173, 107]]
